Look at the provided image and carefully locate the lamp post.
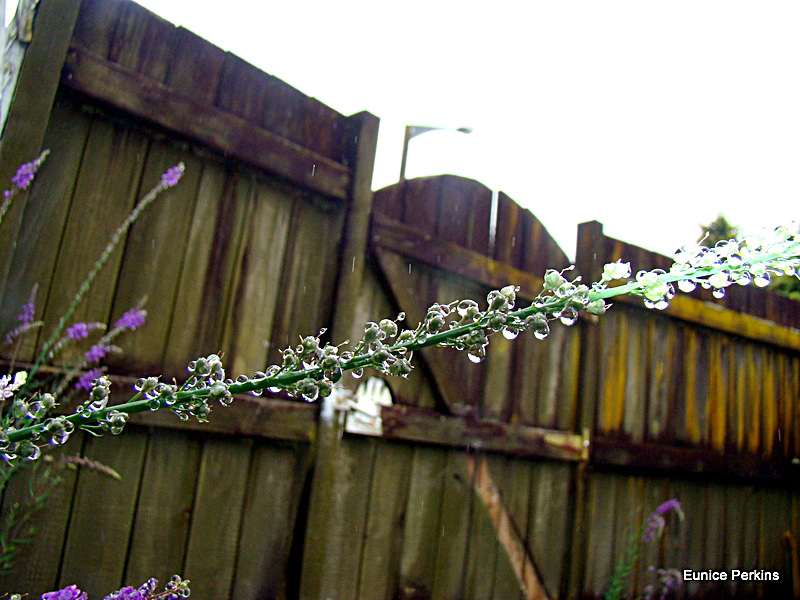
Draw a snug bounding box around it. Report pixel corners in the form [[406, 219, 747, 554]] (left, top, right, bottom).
[[398, 125, 472, 183]]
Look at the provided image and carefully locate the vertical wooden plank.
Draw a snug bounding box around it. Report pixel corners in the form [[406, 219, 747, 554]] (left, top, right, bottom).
[[108, 2, 175, 82], [215, 53, 268, 124], [183, 437, 252, 598], [493, 193, 525, 269], [39, 119, 149, 363], [746, 346, 763, 454], [125, 429, 201, 583], [623, 315, 646, 442], [0, 99, 91, 361], [398, 446, 448, 599], [582, 473, 617, 596], [0, 0, 82, 297], [431, 450, 474, 600], [492, 458, 533, 600], [59, 428, 148, 596], [72, 0, 126, 57], [266, 198, 344, 366], [645, 319, 670, 442], [218, 178, 293, 376], [0, 435, 84, 594], [161, 164, 242, 375], [707, 334, 727, 452], [300, 436, 376, 600], [164, 27, 225, 104], [527, 461, 571, 599], [357, 443, 414, 600], [231, 442, 311, 600], [463, 455, 503, 600], [402, 177, 440, 234], [107, 145, 202, 375]]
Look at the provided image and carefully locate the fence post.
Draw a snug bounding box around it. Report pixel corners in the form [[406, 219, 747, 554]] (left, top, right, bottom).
[[0, 0, 82, 300], [298, 110, 379, 599]]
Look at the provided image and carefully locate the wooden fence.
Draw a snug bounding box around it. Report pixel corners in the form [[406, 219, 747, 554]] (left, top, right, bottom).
[[0, 1, 798, 599]]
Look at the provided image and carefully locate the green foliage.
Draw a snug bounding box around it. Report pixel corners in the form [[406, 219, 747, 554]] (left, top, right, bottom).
[[698, 214, 740, 247]]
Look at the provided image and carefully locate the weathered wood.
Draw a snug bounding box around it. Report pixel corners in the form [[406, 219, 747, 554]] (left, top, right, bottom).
[[124, 429, 201, 583], [0, 435, 83, 595], [62, 44, 351, 200], [107, 144, 202, 375], [373, 404, 586, 462], [299, 433, 376, 600], [40, 117, 149, 364], [0, 0, 82, 314], [329, 111, 380, 345], [58, 427, 148, 596], [161, 162, 238, 375], [231, 442, 312, 600], [591, 437, 800, 481], [356, 442, 413, 600], [466, 454, 550, 600], [398, 446, 448, 599], [218, 176, 293, 376], [372, 212, 545, 301], [430, 450, 473, 600], [265, 196, 344, 364], [0, 98, 91, 361], [182, 437, 252, 598]]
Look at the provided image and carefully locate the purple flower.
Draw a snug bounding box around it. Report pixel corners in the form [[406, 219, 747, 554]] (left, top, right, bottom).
[[85, 344, 112, 363], [42, 584, 87, 600], [161, 162, 184, 187], [114, 307, 146, 331], [654, 498, 682, 516], [642, 498, 683, 543], [17, 284, 37, 324], [67, 322, 91, 339], [11, 162, 36, 190], [75, 368, 104, 391]]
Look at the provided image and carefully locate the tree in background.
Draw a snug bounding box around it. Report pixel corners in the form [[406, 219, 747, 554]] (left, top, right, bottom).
[[698, 214, 739, 246]]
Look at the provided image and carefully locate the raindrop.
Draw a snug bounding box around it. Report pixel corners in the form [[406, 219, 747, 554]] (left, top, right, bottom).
[[311, 164, 316, 176], [397, 312, 406, 321], [677, 279, 696, 293], [301, 388, 319, 402], [712, 288, 725, 299], [250, 389, 263, 397], [352, 368, 364, 379], [754, 273, 771, 287], [50, 430, 70, 446], [559, 306, 579, 326], [735, 272, 751, 286], [268, 386, 281, 393], [467, 346, 486, 363], [502, 328, 519, 340]]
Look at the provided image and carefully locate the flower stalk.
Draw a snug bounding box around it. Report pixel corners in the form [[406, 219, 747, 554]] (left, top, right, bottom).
[[3, 226, 799, 454]]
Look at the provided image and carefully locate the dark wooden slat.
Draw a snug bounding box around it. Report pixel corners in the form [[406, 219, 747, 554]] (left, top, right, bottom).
[[356, 443, 414, 600], [72, 0, 126, 57], [124, 429, 201, 583], [232, 443, 312, 600], [0, 98, 91, 362], [357, 404, 586, 462], [108, 1, 175, 81], [372, 213, 544, 301], [0, 0, 82, 310], [62, 44, 350, 200], [591, 437, 800, 482], [183, 437, 252, 598], [164, 27, 226, 105], [107, 144, 202, 376], [58, 428, 148, 596], [0, 436, 83, 594], [397, 446, 448, 599]]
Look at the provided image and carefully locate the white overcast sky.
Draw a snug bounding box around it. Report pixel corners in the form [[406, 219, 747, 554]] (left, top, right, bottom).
[[10, 1, 800, 261]]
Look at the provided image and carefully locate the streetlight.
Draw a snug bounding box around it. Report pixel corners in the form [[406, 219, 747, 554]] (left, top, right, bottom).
[[399, 125, 472, 183]]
